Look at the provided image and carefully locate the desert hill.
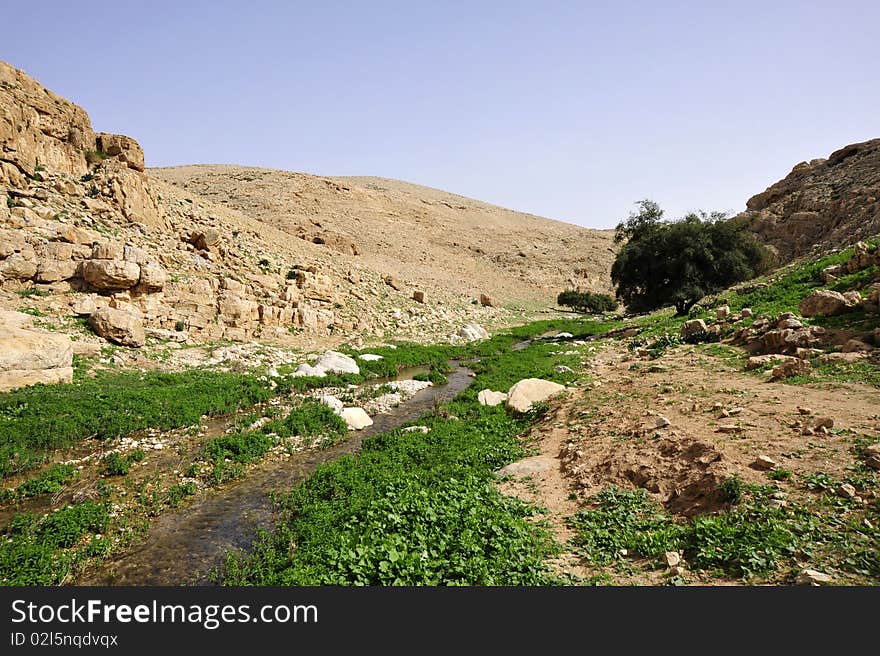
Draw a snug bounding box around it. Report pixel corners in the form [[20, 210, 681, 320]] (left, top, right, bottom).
[[150, 166, 616, 304]]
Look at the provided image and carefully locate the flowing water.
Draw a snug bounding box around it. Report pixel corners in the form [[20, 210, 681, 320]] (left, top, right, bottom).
[[80, 364, 475, 585]]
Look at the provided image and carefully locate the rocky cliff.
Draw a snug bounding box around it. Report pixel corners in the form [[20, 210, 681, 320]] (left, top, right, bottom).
[[736, 138, 880, 261]]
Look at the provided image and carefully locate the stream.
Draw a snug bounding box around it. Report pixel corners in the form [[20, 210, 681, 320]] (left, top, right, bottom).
[[80, 363, 475, 585]]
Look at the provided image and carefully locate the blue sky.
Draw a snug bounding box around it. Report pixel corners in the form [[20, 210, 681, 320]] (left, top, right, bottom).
[[3, 1, 877, 228]]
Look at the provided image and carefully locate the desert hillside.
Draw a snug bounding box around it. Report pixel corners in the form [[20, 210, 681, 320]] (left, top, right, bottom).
[[150, 166, 616, 304], [737, 138, 880, 261]]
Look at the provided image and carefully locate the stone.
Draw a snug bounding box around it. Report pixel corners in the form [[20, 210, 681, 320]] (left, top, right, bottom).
[[34, 259, 79, 283], [654, 415, 671, 429], [137, 261, 167, 292], [680, 319, 708, 339], [57, 226, 98, 245], [95, 133, 145, 171], [506, 378, 566, 413], [402, 426, 430, 434], [293, 363, 327, 378], [745, 354, 797, 370], [0, 310, 74, 392], [843, 339, 872, 353], [82, 259, 141, 290], [716, 305, 730, 320], [818, 351, 868, 363], [838, 483, 858, 500], [383, 275, 403, 291], [554, 365, 573, 373], [0, 253, 37, 280], [88, 306, 145, 347], [740, 307, 753, 318], [340, 407, 373, 430], [866, 455, 880, 470], [750, 455, 778, 470], [717, 425, 744, 434], [358, 354, 384, 361], [664, 551, 681, 568], [798, 290, 849, 317], [495, 455, 556, 477], [91, 242, 124, 260], [480, 293, 500, 308], [412, 290, 425, 303], [770, 358, 811, 379], [317, 395, 344, 414], [796, 569, 832, 586], [313, 351, 360, 376], [842, 290, 863, 307], [191, 229, 221, 251], [813, 417, 834, 429], [478, 389, 508, 406], [459, 323, 489, 342]]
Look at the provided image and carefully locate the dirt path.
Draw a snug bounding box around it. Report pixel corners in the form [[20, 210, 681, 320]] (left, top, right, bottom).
[[499, 338, 880, 584]]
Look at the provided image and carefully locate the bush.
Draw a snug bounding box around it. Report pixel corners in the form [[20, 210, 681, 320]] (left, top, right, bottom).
[[611, 200, 769, 315], [557, 290, 617, 314]]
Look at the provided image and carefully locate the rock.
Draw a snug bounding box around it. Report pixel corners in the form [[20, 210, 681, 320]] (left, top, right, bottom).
[[843, 339, 872, 353], [750, 455, 778, 470], [664, 551, 681, 568], [412, 290, 425, 303], [358, 354, 384, 362], [681, 319, 708, 339], [796, 569, 832, 586], [82, 259, 141, 290], [0, 253, 37, 280], [554, 365, 573, 373], [813, 417, 834, 429], [799, 290, 850, 317], [91, 242, 124, 260], [383, 275, 404, 291], [838, 483, 859, 500], [137, 261, 167, 292], [95, 133, 145, 171], [818, 351, 868, 363], [478, 389, 508, 406], [716, 305, 730, 320], [0, 310, 74, 392], [88, 306, 145, 347], [340, 407, 373, 430], [459, 323, 489, 342], [740, 307, 753, 319], [35, 259, 78, 283], [653, 415, 671, 429], [506, 378, 566, 413], [555, 332, 574, 338], [745, 354, 797, 370], [864, 444, 880, 458], [866, 454, 880, 470], [480, 293, 500, 308], [317, 395, 344, 414], [717, 425, 744, 434], [842, 290, 863, 307], [69, 294, 106, 316], [797, 406, 814, 415], [191, 229, 220, 251], [57, 226, 98, 245], [313, 351, 360, 376], [402, 426, 430, 434], [495, 455, 556, 477], [777, 317, 803, 329], [770, 358, 811, 379], [293, 363, 327, 378]]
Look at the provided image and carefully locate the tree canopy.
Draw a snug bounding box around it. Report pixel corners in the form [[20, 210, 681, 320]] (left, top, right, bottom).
[[610, 200, 769, 315], [557, 290, 617, 314]]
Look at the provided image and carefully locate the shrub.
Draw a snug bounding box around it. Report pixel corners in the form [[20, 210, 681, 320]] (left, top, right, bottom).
[[557, 290, 617, 314]]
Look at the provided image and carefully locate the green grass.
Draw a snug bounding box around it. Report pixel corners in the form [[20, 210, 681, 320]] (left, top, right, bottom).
[[1, 464, 77, 501], [0, 501, 110, 585]]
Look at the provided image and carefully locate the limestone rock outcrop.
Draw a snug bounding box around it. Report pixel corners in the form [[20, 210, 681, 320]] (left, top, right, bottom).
[[0, 310, 73, 391]]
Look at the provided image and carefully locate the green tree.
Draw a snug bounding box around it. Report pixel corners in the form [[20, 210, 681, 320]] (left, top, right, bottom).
[[611, 201, 768, 315]]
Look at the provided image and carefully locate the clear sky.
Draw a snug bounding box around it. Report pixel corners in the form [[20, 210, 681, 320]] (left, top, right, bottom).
[[3, 1, 877, 228]]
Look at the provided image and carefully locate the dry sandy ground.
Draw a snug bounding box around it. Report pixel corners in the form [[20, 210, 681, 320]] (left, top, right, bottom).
[[499, 339, 880, 584]]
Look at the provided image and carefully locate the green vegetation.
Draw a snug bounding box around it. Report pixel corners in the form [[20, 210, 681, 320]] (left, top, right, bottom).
[[102, 449, 145, 477], [611, 200, 769, 314], [569, 486, 802, 579], [0, 501, 109, 585], [219, 327, 593, 585], [557, 290, 617, 314], [1, 464, 77, 501]]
